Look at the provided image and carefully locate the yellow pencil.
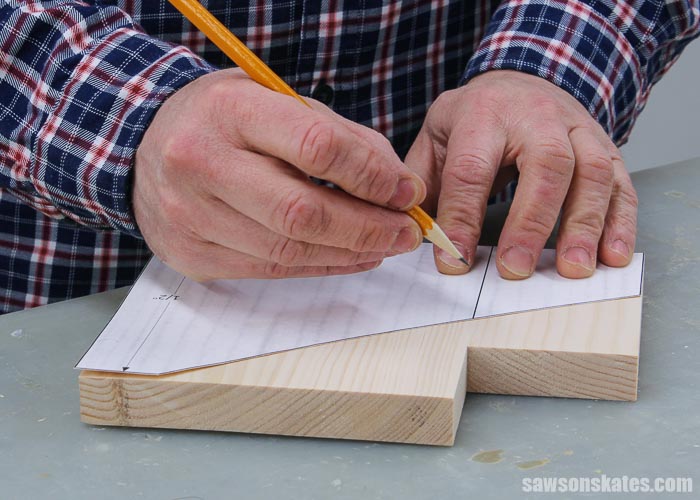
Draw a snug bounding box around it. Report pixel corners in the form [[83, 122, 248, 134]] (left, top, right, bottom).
[[168, 0, 468, 266]]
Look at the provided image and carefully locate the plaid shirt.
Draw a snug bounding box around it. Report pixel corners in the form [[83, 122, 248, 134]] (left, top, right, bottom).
[[1, 0, 698, 313]]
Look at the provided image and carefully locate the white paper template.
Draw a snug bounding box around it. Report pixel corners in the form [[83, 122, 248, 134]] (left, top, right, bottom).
[[77, 245, 489, 374], [474, 249, 644, 318], [76, 244, 643, 375]]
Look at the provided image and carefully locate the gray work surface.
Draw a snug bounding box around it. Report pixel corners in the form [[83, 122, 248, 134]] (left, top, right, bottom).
[[1, 158, 698, 500]]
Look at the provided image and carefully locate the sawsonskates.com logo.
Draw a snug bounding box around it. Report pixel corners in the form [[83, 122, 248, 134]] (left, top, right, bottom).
[[522, 475, 693, 494]]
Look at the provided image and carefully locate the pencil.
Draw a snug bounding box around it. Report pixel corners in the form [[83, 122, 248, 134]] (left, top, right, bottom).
[[168, 0, 468, 266]]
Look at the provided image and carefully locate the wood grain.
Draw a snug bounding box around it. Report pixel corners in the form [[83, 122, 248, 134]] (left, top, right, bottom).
[[466, 296, 642, 400], [80, 325, 470, 446], [79, 296, 641, 445]]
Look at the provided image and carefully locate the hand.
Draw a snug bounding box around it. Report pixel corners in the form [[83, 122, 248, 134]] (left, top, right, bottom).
[[405, 70, 638, 279], [133, 68, 425, 280]]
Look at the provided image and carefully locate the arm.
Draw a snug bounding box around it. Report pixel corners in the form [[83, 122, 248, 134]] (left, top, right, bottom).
[[0, 0, 215, 235], [1, 1, 426, 281]]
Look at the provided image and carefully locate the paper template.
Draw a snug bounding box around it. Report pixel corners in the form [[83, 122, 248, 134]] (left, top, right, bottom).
[[475, 250, 644, 318], [76, 244, 643, 375], [77, 245, 489, 374]]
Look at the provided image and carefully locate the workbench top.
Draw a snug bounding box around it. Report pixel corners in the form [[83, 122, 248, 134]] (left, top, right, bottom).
[[2, 158, 698, 499]]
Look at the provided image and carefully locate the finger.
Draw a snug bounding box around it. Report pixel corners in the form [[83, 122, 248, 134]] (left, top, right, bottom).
[[195, 195, 390, 266], [225, 85, 426, 210], [496, 125, 575, 279], [175, 240, 384, 281], [308, 96, 415, 178], [433, 113, 506, 274], [208, 150, 424, 255], [574, 123, 636, 266], [303, 102, 429, 213], [555, 127, 614, 278], [598, 149, 638, 267]]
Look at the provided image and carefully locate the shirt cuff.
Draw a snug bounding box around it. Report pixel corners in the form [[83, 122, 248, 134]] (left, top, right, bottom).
[[33, 28, 216, 238], [462, 0, 646, 144]]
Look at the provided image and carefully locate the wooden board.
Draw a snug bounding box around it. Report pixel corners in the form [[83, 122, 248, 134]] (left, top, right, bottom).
[[79, 296, 642, 446]]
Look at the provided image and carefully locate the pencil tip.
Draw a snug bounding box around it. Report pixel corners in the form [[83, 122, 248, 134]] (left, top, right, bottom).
[[459, 257, 469, 267]]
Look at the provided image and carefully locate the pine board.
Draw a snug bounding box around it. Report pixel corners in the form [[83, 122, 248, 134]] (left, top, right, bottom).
[[79, 296, 642, 446]]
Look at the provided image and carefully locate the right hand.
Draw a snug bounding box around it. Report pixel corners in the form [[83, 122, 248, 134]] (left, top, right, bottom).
[[133, 69, 426, 280]]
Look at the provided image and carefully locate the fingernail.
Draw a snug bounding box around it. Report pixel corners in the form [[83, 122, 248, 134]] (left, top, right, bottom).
[[391, 225, 422, 253], [610, 239, 630, 258], [501, 245, 535, 277], [389, 177, 422, 210], [437, 245, 469, 270], [562, 246, 594, 271]]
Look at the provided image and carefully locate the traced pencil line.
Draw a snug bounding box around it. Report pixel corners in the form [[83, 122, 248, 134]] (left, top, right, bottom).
[[123, 275, 187, 370], [472, 246, 493, 319]]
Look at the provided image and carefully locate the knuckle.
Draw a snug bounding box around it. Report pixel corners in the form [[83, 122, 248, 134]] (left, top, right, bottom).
[[449, 151, 495, 186], [159, 194, 188, 226], [235, 258, 264, 278], [619, 183, 639, 210], [276, 190, 329, 240], [531, 96, 561, 114], [564, 214, 605, 239], [475, 91, 506, 114], [607, 190, 638, 231], [347, 252, 371, 266], [535, 138, 575, 172], [270, 237, 313, 266], [426, 89, 465, 127], [580, 152, 614, 188], [209, 80, 254, 120], [360, 126, 394, 151], [161, 133, 198, 171], [298, 119, 338, 176], [262, 260, 294, 278], [353, 221, 391, 252], [376, 132, 394, 150], [446, 214, 482, 243], [437, 187, 486, 239], [430, 89, 455, 111], [522, 148, 575, 207], [607, 210, 637, 234], [352, 148, 395, 202], [207, 80, 236, 108], [530, 180, 566, 211], [515, 209, 556, 240], [608, 143, 624, 162]]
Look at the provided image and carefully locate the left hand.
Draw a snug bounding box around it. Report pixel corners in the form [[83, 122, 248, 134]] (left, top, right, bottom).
[[405, 70, 638, 279]]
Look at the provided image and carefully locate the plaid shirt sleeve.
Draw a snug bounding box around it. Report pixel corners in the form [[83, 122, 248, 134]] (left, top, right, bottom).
[[463, 0, 700, 145], [0, 0, 216, 237]]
